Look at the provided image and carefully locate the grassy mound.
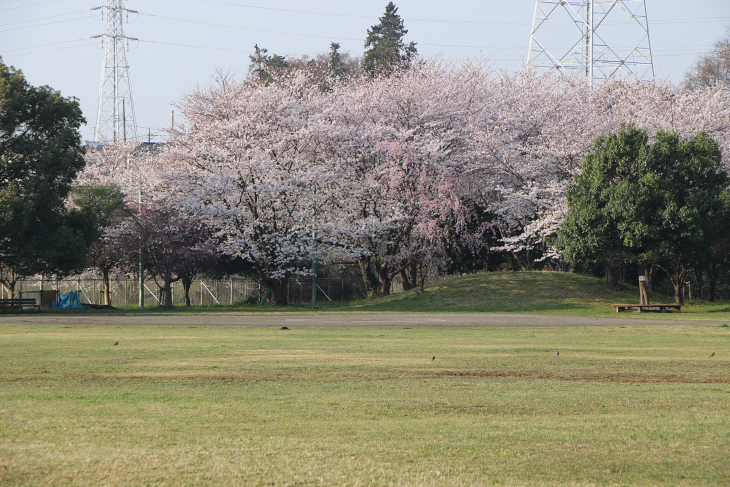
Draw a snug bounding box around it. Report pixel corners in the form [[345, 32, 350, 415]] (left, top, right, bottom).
[[337, 272, 664, 314]]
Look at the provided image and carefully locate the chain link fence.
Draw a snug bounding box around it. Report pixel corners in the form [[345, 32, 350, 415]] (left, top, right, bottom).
[[10, 276, 396, 306]]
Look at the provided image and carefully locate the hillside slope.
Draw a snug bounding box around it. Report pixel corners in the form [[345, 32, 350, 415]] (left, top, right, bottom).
[[339, 272, 661, 314]]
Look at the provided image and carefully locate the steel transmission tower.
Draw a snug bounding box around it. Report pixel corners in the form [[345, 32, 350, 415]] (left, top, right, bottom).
[[527, 0, 654, 86], [92, 0, 138, 143]]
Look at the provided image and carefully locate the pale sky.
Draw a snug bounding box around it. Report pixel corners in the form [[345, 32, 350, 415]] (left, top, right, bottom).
[[2, 0, 729, 142]]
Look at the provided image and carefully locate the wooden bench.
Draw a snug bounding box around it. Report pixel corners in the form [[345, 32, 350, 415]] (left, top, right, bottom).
[[0, 298, 41, 312], [611, 304, 682, 313]]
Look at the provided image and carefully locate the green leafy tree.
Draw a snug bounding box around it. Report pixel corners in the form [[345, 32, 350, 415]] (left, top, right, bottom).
[[557, 125, 730, 303], [557, 126, 647, 287], [71, 185, 126, 239], [362, 2, 417, 77], [70, 184, 126, 305], [0, 58, 87, 297], [643, 131, 730, 303]]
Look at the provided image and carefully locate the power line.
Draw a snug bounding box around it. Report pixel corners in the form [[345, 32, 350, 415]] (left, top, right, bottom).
[[3, 4, 725, 53], [0, 15, 92, 34], [653, 17, 730, 25], [195, 0, 382, 21], [0, 10, 87, 27], [2, 38, 88, 53], [4, 34, 711, 59], [137, 38, 255, 53], [138, 12, 362, 42], [134, 11, 729, 53], [0, 0, 64, 12], [1, 3, 722, 62], [1, 43, 91, 58], [137, 12, 716, 53], [0, 0, 45, 4], [194, 0, 730, 27]]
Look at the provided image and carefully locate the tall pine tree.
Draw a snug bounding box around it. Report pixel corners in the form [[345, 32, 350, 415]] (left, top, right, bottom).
[[248, 44, 289, 84], [328, 42, 347, 78], [362, 2, 417, 77]]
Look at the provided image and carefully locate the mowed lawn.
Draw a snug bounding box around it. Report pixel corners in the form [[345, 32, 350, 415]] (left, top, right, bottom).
[[1, 323, 730, 486]]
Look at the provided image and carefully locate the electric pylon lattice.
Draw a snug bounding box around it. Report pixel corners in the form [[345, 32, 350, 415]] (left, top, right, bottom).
[[92, 0, 138, 143], [527, 0, 654, 86]]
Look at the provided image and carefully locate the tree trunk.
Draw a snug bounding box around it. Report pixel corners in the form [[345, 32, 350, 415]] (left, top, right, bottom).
[[603, 262, 620, 288], [695, 268, 703, 300], [0, 265, 20, 299], [182, 275, 193, 307], [1, 280, 17, 299], [673, 280, 683, 305], [660, 264, 688, 305], [265, 276, 289, 305], [358, 257, 379, 297], [399, 268, 414, 291], [542, 243, 555, 271], [400, 260, 418, 291], [377, 261, 391, 296], [708, 262, 718, 302], [418, 260, 424, 294], [162, 269, 173, 307], [102, 267, 112, 306], [512, 251, 531, 272], [647, 264, 657, 292]]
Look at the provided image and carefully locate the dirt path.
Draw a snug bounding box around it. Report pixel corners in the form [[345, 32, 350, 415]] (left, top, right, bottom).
[[0, 312, 720, 327]]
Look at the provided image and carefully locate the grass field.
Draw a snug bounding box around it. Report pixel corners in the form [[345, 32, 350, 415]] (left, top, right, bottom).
[[2, 322, 729, 486]]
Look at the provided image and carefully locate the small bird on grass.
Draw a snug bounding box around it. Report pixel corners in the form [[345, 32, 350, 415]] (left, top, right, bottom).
[[280, 326, 289, 330], [710, 351, 715, 357], [432, 355, 435, 361], [555, 350, 560, 356], [113, 341, 118, 346]]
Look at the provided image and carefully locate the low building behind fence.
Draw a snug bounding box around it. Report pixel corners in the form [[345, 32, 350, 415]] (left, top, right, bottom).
[[9, 276, 397, 306]]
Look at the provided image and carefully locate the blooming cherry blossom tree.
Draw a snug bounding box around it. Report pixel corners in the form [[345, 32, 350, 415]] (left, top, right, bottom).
[[167, 72, 337, 304], [107, 203, 218, 307], [322, 62, 489, 294]]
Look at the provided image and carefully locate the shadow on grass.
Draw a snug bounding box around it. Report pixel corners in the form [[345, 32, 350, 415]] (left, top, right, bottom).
[[688, 306, 730, 313]]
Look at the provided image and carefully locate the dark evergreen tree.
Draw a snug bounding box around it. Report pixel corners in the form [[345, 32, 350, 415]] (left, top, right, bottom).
[[362, 2, 417, 77], [248, 44, 289, 84], [328, 42, 347, 78]]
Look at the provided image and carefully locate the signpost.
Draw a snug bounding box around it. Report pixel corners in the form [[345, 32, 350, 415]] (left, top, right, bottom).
[[639, 275, 649, 305]]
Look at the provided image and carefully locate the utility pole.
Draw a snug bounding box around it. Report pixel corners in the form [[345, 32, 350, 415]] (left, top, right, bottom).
[[138, 183, 144, 308], [310, 189, 318, 307], [527, 0, 654, 86], [92, 0, 138, 143], [312, 232, 317, 307]]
